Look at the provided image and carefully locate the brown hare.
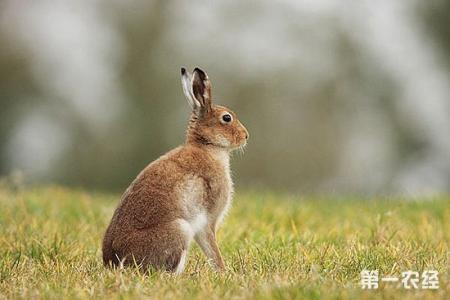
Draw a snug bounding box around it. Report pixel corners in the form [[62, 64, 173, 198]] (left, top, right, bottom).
[[102, 67, 249, 274]]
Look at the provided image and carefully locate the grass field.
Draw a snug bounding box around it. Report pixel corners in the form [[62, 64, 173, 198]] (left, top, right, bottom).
[[0, 186, 448, 299]]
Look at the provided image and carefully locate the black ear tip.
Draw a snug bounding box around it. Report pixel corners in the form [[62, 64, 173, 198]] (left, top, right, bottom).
[[181, 67, 186, 75], [193, 67, 207, 79]]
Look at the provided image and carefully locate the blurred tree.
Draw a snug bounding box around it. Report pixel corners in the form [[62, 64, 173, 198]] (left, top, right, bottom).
[[0, 1, 449, 194], [420, 0, 450, 69]]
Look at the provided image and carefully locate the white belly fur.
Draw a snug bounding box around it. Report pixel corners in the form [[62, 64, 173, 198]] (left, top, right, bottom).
[[176, 212, 208, 240], [175, 175, 208, 240]]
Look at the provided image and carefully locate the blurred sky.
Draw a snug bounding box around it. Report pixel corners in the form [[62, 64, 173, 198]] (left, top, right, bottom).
[[0, 0, 449, 196]]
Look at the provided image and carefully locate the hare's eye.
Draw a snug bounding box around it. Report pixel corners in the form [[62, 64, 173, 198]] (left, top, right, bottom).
[[222, 114, 232, 123]]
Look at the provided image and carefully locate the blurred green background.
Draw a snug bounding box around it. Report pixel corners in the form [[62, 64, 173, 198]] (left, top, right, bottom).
[[0, 0, 449, 195]]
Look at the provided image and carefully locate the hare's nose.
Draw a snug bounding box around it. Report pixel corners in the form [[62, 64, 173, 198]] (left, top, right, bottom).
[[244, 132, 249, 140]]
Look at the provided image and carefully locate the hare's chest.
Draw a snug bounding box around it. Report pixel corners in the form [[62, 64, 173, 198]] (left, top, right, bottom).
[[215, 169, 233, 227], [177, 150, 233, 228], [180, 171, 232, 219], [209, 152, 233, 227]]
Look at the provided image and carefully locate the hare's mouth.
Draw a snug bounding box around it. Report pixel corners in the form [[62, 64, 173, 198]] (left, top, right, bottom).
[[213, 134, 247, 151]]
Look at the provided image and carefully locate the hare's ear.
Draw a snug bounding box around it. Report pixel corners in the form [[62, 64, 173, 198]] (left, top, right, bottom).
[[181, 67, 201, 112], [192, 67, 212, 113]]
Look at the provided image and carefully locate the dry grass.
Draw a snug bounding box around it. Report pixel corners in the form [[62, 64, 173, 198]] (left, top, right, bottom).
[[0, 186, 448, 299]]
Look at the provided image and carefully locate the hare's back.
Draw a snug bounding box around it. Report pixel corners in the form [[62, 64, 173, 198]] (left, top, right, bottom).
[[114, 156, 186, 228]]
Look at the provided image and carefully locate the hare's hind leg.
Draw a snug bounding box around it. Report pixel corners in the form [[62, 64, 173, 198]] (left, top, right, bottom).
[[115, 222, 190, 273]]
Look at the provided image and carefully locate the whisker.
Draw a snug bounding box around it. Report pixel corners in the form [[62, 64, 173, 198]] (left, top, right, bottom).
[[238, 145, 245, 157]]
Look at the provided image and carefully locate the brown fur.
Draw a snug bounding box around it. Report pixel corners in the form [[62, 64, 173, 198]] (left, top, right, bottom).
[[102, 67, 248, 273]]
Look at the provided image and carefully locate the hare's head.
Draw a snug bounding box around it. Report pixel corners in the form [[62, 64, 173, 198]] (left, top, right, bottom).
[[181, 67, 249, 150]]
